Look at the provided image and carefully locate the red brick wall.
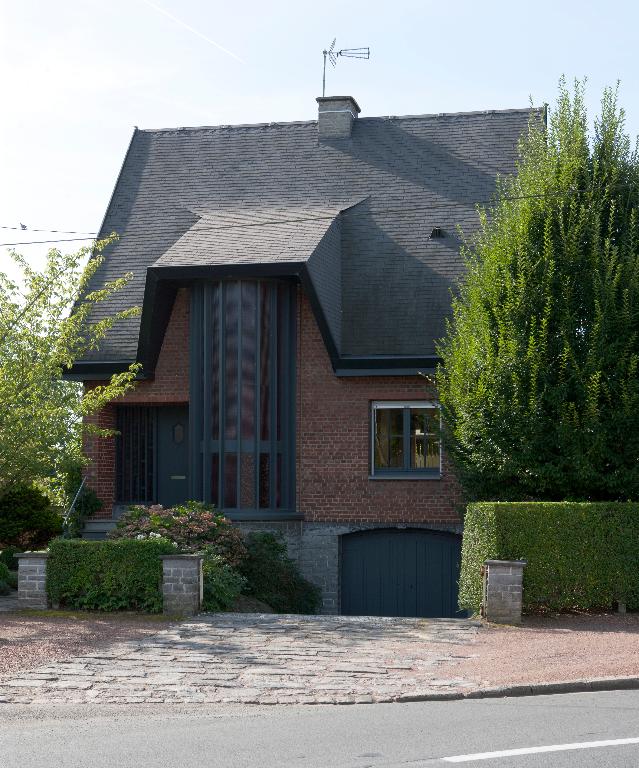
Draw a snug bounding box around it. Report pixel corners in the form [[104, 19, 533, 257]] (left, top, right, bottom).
[[113, 287, 190, 405], [297, 292, 462, 525], [82, 404, 117, 520], [83, 284, 461, 525], [83, 288, 190, 517]]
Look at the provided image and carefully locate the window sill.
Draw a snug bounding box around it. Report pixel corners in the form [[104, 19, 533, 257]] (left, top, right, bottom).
[[368, 473, 442, 481]]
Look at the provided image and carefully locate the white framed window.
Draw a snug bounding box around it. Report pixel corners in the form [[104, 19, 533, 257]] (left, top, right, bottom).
[[370, 401, 441, 479]]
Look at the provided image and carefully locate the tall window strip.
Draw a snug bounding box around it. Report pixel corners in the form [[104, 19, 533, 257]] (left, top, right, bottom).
[[115, 406, 156, 503], [190, 280, 296, 517]]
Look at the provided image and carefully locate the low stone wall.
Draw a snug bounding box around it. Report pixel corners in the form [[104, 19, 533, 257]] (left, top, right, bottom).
[[16, 551, 205, 616]]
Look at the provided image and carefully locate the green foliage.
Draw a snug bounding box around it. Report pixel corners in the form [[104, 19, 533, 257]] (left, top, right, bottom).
[[201, 547, 247, 612], [0, 580, 9, 596], [0, 546, 21, 571], [47, 538, 175, 612], [110, 501, 247, 565], [0, 484, 62, 549], [0, 561, 17, 591], [438, 80, 639, 501], [0, 238, 140, 503], [62, 461, 103, 538], [459, 502, 639, 613], [238, 533, 321, 614]]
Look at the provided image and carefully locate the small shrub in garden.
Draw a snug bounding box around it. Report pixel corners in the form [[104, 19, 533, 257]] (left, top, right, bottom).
[[239, 533, 321, 614], [62, 460, 103, 538], [47, 538, 175, 612], [0, 484, 62, 549], [0, 560, 16, 593], [201, 547, 246, 612], [110, 501, 247, 564], [110, 500, 248, 612], [0, 546, 21, 571]]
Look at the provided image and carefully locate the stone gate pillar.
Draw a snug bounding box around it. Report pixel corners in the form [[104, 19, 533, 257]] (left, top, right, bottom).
[[160, 554, 203, 616], [482, 559, 526, 624]]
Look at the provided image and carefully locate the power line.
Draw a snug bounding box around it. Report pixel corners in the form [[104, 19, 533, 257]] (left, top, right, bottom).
[[0, 184, 636, 248], [0, 225, 97, 235], [0, 236, 97, 247]]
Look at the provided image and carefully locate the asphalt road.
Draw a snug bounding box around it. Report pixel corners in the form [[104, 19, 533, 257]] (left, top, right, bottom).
[[2, 690, 639, 767]]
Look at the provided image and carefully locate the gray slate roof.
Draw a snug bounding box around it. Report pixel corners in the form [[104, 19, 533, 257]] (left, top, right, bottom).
[[80, 104, 533, 366]]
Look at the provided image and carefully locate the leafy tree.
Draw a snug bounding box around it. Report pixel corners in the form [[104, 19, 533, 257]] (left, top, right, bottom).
[[0, 238, 139, 503], [438, 80, 639, 501]]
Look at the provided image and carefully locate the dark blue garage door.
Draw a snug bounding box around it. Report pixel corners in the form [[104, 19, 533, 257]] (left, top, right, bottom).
[[340, 528, 463, 618]]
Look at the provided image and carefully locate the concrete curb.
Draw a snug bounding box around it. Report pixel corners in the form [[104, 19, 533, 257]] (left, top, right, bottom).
[[392, 676, 639, 703]]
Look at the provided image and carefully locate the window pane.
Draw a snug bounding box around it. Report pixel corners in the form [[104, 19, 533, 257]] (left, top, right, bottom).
[[259, 453, 270, 508], [240, 282, 257, 440], [224, 283, 239, 440], [240, 453, 256, 508], [260, 284, 271, 441], [211, 283, 220, 440], [374, 408, 404, 469], [224, 453, 237, 508], [210, 453, 219, 507], [410, 407, 440, 470]]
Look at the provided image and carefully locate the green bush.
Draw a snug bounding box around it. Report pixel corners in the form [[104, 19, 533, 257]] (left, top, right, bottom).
[[201, 547, 246, 612], [47, 538, 176, 612], [110, 501, 247, 565], [63, 467, 103, 538], [0, 561, 16, 592], [460, 502, 639, 614], [238, 533, 321, 614], [0, 484, 62, 549], [0, 546, 21, 571]]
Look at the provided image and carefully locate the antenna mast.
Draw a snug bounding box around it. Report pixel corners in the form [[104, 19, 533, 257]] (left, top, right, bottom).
[[322, 39, 370, 97]]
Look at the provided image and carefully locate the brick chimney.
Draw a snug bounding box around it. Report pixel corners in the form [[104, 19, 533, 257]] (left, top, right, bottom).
[[316, 96, 361, 140]]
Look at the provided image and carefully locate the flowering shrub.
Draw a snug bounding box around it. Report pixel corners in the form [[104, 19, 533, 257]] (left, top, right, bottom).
[[110, 501, 247, 565]]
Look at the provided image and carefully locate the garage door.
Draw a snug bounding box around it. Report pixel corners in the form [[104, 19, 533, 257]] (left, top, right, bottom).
[[340, 528, 463, 618]]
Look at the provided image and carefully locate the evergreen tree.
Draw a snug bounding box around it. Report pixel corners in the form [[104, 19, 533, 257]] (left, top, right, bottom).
[[437, 80, 639, 501]]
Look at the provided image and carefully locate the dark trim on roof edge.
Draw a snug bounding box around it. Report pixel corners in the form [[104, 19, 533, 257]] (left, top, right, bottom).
[[335, 359, 440, 377], [64, 360, 141, 380], [69, 263, 442, 380]]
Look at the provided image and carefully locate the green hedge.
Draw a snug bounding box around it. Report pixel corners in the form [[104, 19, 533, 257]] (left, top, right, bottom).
[[459, 502, 639, 614], [47, 538, 176, 612]]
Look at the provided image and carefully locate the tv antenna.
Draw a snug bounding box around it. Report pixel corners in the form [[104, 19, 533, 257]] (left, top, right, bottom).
[[322, 39, 370, 97]]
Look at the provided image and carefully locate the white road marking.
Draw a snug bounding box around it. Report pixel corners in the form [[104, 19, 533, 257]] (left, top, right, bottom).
[[441, 736, 639, 762]]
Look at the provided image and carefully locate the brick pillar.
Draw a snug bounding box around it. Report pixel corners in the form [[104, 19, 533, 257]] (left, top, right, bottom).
[[16, 552, 49, 609], [482, 559, 526, 624], [160, 555, 203, 616]]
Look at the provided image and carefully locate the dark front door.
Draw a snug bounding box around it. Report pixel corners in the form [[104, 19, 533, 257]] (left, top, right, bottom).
[[157, 406, 189, 508], [340, 528, 463, 618]]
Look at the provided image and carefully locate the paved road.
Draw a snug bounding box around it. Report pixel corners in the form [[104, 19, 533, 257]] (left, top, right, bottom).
[[2, 689, 639, 767]]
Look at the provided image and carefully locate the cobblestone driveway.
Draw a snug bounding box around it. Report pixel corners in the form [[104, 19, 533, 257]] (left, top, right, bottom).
[[0, 613, 478, 705]]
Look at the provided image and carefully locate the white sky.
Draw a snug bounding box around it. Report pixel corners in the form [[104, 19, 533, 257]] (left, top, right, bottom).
[[1, 0, 638, 282]]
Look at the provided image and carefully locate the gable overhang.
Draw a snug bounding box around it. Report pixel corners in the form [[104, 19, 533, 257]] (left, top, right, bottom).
[[135, 262, 439, 378], [137, 262, 306, 375]]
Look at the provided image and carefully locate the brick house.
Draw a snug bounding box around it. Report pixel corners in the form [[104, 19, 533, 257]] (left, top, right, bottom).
[[67, 95, 532, 616]]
